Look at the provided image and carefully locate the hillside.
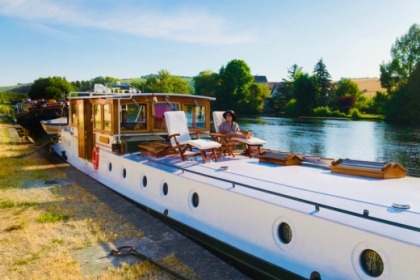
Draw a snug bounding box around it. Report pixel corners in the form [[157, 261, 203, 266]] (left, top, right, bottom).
[[351, 78, 385, 98]]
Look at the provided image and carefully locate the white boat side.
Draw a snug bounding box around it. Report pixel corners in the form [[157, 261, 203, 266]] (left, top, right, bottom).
[[52, 125, 420, 280]]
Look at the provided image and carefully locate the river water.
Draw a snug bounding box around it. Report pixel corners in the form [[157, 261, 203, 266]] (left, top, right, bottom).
[[238, 117, 420, 177]]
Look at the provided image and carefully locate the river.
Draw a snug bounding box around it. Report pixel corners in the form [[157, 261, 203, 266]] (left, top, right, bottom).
[[238, 117, 420, 177]]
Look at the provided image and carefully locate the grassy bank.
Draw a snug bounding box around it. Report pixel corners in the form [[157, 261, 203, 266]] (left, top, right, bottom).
[[0, 116, 197, 279]]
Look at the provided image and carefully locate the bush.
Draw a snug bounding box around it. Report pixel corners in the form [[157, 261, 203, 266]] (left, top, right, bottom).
[[331, 110, 347, 118], [349, 108, 362, 119], [313, 106, 332, 117]]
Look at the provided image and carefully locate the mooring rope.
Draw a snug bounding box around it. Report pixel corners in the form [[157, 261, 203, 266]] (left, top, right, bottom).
[[109, 246, 192, 280]]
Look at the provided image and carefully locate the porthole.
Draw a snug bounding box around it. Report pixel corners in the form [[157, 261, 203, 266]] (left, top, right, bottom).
[[122, 168, 127, 178], [108, 162, 112, 172], [142, 175, 147, 187], [188, 189, 200, 211], [360, 249, 384, 277], [272, 217, 296, 250], [278, 222, 292, 244], [352, 242, 389, 279], [162, 182, 168, 196], [192, 193, 199, 208]]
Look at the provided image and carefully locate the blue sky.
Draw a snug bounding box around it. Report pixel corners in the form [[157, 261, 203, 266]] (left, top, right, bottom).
[[1, 0, 419, 86]]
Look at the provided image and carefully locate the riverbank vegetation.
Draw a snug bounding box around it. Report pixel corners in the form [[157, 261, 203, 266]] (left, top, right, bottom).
[[1, 24, 418, 125]]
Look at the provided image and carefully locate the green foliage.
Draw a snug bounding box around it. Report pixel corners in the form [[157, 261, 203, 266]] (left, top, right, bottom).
[[285, 98, 299, 117], [216, 59, 254, 113], [331, 110, 347, 118], [72, 76, 119, 91], [0, 90, 28, 108], [349, 108, 362, 119], [385, 62, 420, 124], [313, 58, 332, 106], [371, 92, 390, 114], [245, 83, 270, 114], [144, 70, 192, 94], [293, 73, 318, 116], [193, 70, 220, 97], [380, 24, 420, 92], [38, 211, 69, 223], [28, 77, 75, 100], [0, 199, 15, 208], [334, 79, 360, 97], [312, 106, 332, 117]]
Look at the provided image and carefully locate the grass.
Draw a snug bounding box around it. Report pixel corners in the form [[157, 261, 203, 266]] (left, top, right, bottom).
[[37, 211, 70, 223], [0, 118, 200, 279]]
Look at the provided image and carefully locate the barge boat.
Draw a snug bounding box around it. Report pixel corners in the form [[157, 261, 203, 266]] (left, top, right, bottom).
[[50, 85, 420, 280]]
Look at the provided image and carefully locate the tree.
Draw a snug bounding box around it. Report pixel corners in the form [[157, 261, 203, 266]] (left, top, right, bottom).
[[313, 58, 332, 106], [385, 62, 420, 124], [334, 79, 360, 98], [380, 24, 420, 92], [193, 70, 220, 97], [293, 73, 318, 116], [215, 59, 254, 113], [28, 77, 75, 100], [371, 91, 390, 115], [282, 64, 303, 101], [144, 70, 192, 94], [245, 83, 270, 114], [332, 79, 362, 112]]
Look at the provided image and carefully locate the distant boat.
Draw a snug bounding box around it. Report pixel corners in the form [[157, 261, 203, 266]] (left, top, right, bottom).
[[41, 117, 68, 135], [48, 84, 420, 280], [16, 99, 67, 129]]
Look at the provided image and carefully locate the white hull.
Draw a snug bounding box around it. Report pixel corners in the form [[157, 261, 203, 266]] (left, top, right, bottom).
[[41, 117, 68, 135], [52, 127, 420, 280]]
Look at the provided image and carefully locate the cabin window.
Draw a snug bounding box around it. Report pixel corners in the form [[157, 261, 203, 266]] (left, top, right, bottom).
[[77, 103, 84, 126], [103, 104, 112, 131], [71, 103, 77, 126], [185, 105, 206, 129], [120, 103, 147, 131], [93, 104, 102, 129], [153, 102, 179, 130]]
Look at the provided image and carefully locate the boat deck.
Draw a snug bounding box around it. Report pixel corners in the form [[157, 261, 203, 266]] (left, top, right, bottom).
[[122, 151, 420, 245]]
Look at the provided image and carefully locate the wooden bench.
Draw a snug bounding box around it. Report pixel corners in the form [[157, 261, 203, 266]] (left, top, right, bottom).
[[138, 142, 173, 157], [330, 159, 407, 179], [259, 151, 303, 166]]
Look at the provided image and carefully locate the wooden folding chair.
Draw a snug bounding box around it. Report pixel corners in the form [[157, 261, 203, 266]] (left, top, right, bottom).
[[165, 111, 221, 163]]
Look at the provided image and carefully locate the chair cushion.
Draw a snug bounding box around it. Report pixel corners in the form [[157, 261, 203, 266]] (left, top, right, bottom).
[[164, 111, 191, 146], [232, 137, 267, 145], [212, 111, 225, 133], [187, 139, 221, 149]]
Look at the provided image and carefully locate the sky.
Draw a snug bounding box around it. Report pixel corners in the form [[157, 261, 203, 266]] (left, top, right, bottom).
[[1, 0, 419, 86]]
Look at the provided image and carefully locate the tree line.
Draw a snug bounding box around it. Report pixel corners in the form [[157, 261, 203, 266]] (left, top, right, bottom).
[[1, 24, 418, 125]]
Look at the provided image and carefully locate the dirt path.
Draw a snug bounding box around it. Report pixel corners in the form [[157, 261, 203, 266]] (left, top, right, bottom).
[[0, 116, 249, 280]]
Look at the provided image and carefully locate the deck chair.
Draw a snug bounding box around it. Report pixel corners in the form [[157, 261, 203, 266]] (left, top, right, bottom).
[[212, 111, 267, 157], [165, 111, 221, 163]]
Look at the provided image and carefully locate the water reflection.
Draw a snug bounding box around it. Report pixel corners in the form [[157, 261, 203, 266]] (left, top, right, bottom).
[[239, 117, 420, 176]]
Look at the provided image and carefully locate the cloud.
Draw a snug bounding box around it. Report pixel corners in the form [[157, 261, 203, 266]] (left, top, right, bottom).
[[0, 0, 258, 44]]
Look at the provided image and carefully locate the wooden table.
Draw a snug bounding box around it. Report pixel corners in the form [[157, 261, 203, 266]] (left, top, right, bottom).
[[206, 132, 239, 157]]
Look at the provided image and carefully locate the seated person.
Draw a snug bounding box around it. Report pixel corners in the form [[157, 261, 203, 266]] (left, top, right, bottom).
[[219, 110, 253, 139]]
